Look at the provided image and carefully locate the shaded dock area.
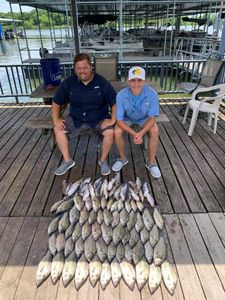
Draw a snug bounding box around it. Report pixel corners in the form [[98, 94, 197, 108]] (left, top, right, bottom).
[[0, 99, 225, 299]]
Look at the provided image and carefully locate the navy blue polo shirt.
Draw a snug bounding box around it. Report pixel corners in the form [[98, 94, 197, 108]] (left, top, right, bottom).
[[53, 73, 116, 128]]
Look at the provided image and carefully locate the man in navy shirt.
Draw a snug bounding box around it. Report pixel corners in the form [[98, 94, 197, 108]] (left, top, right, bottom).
[[52, 53, 116, 176], [112, 66, 161, 178]]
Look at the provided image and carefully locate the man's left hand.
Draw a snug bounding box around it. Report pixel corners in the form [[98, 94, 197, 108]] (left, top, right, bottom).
[[101, 119, 115, 129]]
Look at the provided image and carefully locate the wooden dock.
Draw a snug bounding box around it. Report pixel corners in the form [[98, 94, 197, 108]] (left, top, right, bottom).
[[0, 100, 225, 300]]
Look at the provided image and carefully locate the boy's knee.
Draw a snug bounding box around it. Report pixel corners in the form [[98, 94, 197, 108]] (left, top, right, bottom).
[[149, 124, 159, 136], [103, 128, 114, 139]]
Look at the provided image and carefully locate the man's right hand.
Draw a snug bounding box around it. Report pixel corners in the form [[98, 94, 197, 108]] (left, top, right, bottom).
[[54, 118, 66, 131]]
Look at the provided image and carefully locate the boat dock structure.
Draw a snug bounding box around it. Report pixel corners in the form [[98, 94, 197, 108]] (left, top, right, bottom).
[[0, 100, 225, 299], [0, 1, 225, 299]]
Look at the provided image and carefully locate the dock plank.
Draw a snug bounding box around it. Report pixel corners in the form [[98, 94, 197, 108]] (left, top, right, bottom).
[[0, 217, 24, 279], [209, 212, 225, 246], [165, 103, 225, 210], [179, 214, 225, 300], [165, 214, 206, 299], [13, 217, 50, 300], [194, 213, 225, 289], [99, 281, 120, 300], [0, 217, 39, 300], [76, 280, 99, 300]]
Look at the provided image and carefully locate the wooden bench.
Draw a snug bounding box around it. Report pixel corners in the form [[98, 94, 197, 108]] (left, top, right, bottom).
[[24, 114, 170, 151]]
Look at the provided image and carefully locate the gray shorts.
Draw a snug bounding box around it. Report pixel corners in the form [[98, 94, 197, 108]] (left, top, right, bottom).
[[63, 115, 114, 140]]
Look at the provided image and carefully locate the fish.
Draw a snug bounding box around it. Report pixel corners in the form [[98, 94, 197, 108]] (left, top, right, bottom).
[[97, 209, 104, 225], [153, 207, 164, 230], [75, 236, 84, 258], [101, 197, 107, 210], [103, 209, 113, 226], [107, 177, 116, 191], [62, 251, 77, 287], [92, 196, 101, 212], [110, 200, 119, 212], [140, 226, 150, 244], [48, 216, 60, 236], [84, 234, 96, 262], [55, 199, 74, 214], [143, 182, 155, 207], [149, 263, 162, 294], [135, 258, 149, 290], [124, 244, 133, 263], [101, 221, 113, 245], [64, 236, 74, 258], [50, 199, 65, 214], [150, 224, 159, 247], [117, 199, 124, 211], [79, 206, 89, 225], [100, 178, 109, 199], [65, 179, 82, 197], [100, 260, 111, 290], [133, 240, 145, 265], [36, 250, 52, 287], [58, 211, 70, 233], [92, 221, 102, 241], [81, 221, 91, 241], [88, 182, 96, 200], [129, 227, 139, 248], [89, 255, 102, 287], [74, 254, 89, 289], [142, 208, 154, 231], [85, 197, 93, 211], [127, 210, 137, 231], [65, 223, 75, 240], [113, 223, 125, 246], [111, 211, 120, 228], [107, 241, 117, 263], [161, 260, 178, 295], [120, 208, 129, 227], [48, 232, 57, 256], [74, 194, 84, 211], [122, 227, 130, 245], [72, 222, 81, 242], [69, 205, 80, 225], [124, 200, 132, 213], [136, 201, 144, 212], [96, 237, 107, 262], [130, 199, 138, 212], [144, 241, 153, 263], [130, 186, 140, 201], [120, 260, 136, 290], [111, 258, 122, 287], [116, 242, 125, 263], [51, 252, 64, 285], [135, 212, 144, 233], [153, 236, 167, 266], [88, 209, 97, 225], [56, 233, 66, 253], [106, 198, 114, 211], [135, 177, 142, 190]]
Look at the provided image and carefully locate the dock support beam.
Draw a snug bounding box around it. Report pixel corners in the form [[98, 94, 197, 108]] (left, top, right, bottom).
[[71, 0, 80, 54]]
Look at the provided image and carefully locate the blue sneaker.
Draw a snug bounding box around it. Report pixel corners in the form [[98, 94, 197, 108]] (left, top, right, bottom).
[[98, 160, 110, 176], [145, 163, 161, 179], [54, 160, 75, 176], [112, 158, 128, 172]]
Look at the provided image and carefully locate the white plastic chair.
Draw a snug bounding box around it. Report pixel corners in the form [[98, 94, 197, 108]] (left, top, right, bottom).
[[183, 83, 225, 136]]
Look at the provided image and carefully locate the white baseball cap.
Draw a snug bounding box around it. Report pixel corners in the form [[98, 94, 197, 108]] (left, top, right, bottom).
[[128, 66, 145, 81]]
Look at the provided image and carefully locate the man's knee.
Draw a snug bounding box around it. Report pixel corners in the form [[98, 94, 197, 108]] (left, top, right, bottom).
[[102, 128, 114, 140], [114, 126, 123, 138]]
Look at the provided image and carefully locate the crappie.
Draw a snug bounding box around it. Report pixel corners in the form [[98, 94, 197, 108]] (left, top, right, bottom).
[[62, 251, 77, 287], [36, 250, 52, 287], [161, 260, 177, 295]]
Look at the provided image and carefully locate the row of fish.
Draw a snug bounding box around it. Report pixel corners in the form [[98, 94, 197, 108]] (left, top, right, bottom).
[[37, 250, 177, 294], [36, 176, 178, 295]]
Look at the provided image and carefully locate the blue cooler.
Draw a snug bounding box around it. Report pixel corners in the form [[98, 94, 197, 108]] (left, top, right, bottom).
[[40, 58, 61, 87]]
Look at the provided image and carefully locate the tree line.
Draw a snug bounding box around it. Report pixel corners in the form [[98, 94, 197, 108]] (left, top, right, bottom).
[[0, 10, 68, 29]]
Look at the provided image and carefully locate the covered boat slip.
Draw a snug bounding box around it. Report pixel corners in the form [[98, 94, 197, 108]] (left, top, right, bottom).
[[7, 0, 225, 62], [0, 100, 225, 299]]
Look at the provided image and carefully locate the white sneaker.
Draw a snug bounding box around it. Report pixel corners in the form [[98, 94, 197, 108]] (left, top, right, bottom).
[[145, 163, 161, 179], [112, 158, 128, 172]]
